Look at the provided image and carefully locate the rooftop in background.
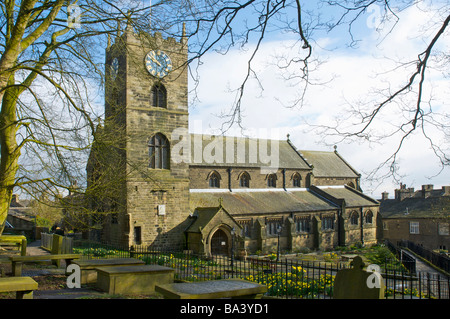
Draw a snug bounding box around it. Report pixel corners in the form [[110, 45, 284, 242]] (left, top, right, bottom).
[[379, 184, 450, 219]]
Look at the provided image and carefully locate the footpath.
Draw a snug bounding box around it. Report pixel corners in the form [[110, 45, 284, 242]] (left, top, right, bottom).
[[20, 240, 105, 299]]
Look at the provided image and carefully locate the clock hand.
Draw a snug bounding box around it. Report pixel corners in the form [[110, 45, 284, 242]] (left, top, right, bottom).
[[149, 55, 161, 66]]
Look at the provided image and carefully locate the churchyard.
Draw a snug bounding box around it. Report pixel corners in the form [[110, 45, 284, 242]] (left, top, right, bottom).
[[0, 235, 448, 299]]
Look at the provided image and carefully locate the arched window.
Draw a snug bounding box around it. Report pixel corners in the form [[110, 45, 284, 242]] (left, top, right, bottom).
[[322, 216, 334, 230], [148, 133, 169, 169], [151, 83, 167, 108], [296, 217, 310, 233], [292, 173, 301, 187], [266, 219, 282, 236], [239, 172, 250, 188], [365, 211, 373, 224], [350, 211, 359, 226], [208, 171, 221, 188], [267, 173, 277, 188]]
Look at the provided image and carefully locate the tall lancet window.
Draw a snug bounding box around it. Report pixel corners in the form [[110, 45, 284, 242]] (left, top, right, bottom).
[[149, 133, 170, 169]]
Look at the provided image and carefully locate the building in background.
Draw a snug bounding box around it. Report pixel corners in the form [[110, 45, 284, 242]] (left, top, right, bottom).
[[380, 184, 450, 252]]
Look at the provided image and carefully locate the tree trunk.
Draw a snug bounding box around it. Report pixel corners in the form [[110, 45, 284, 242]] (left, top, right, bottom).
[[0, 75, 21, 235]]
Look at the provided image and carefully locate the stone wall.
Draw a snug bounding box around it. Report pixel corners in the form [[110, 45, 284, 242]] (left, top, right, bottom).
[[383, 218, 450, 250], [189, 166, 359, 190], [231, 207, 379, 254]]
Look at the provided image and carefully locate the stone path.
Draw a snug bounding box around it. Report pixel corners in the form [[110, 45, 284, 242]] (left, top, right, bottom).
[[402, 249, 449, 278], [26, 240, 49, 255]]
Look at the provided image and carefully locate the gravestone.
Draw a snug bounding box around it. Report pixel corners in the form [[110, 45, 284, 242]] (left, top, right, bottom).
[[156, 279, 267, 299], [73, 258, 145, 284], [96, 265, 175, 295], [333, 256, 384, 299]]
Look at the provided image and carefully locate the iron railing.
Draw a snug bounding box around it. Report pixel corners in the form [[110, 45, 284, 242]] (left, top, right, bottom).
[[72, 240, 450, 299], [398, 240, 450, 274]]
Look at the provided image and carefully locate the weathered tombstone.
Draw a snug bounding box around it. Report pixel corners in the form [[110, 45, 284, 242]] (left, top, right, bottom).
[[333, 256, 385, 299]]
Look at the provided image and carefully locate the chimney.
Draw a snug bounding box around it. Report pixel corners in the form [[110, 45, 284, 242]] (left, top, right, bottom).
[[421, 184, 433, 198], [11, 194, 19, 205], [381, 192, 389, 201], [442, 186, 450, 195], [395, 183, 414, 201]]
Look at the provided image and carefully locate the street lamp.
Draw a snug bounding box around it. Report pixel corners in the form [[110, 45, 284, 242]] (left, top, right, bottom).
[[230, 227, 235, 273], [276, 225, 282, 262]]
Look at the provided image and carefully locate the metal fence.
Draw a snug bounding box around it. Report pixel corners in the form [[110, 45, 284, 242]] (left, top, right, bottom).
[[72, 240, 450, 299], [384, 271, 450, 300], [385, 240, 417, 274]]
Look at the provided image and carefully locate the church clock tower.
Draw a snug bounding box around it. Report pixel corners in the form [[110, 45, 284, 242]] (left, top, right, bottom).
[[101, 24, 191, 248]]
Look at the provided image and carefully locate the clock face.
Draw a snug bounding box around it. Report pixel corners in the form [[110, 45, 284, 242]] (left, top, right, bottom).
[[111, 58, 119, 80], [145, 50, 172, 78]]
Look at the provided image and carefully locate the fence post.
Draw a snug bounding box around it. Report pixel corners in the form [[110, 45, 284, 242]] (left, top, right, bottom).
[[418, 272, 422, 299], [447, 276, 450, 299], [51, 234, 63, 267], [130, 245, 135, 259]]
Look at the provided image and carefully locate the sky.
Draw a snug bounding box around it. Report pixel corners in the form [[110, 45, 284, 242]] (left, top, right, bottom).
[[187, 1, 450, 199]]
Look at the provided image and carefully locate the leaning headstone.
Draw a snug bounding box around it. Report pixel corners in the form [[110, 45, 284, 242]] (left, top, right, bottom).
[[333, 256, 384, 299]]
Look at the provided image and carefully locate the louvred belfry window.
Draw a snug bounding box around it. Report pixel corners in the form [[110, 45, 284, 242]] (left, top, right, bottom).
[[151, 83, 167, 108]]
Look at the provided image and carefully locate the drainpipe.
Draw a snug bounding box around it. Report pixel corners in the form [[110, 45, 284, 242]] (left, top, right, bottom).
[[282, 168, 286, 190], [227, 168, 232, 192], [338, 199, 345, 247], [360, 208, 365, 246]]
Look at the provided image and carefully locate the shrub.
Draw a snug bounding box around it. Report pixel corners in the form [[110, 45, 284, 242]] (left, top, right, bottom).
[[365, 246, 394, 265]]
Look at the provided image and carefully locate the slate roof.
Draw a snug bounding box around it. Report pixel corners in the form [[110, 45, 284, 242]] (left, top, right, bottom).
[[379, 196, 450, 219], [187, 134, 361, 180], [189, 134, 311, 169], [189, 189, 338, 216], [299, 150, 360, 178], [186, 206, 241, 233], [313, 186, 379, 208], [8, 207, 36, 222], [185, 207, 218, 233]]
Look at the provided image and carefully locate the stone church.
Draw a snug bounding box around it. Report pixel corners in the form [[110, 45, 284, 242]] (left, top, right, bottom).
[[86, 25, 381, 256]]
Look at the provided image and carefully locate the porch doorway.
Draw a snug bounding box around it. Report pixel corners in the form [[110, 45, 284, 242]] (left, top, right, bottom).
[[210, 228, 230, 256]]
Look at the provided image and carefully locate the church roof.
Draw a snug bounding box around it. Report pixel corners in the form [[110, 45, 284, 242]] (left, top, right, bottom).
[[185, 205, 242, 233], [298, 150, 360, 178], [189, 189, 338, 216], [188, 134, 311, 170], [187, 134, 361, 179], [312, 186, 379, 208]]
